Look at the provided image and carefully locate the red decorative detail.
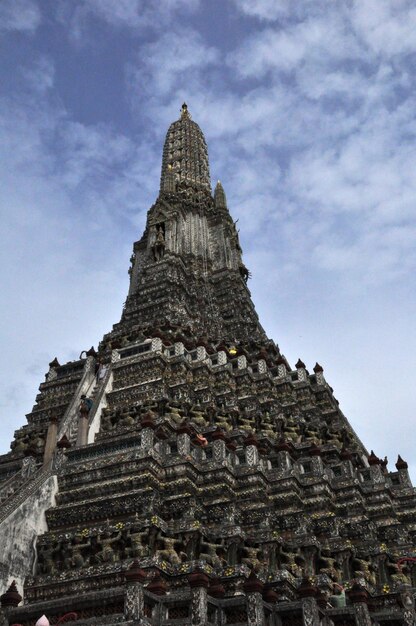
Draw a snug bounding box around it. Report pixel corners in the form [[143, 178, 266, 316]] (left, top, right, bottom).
[[147, 573, 167, 596], [368, 450, 381, 465], [297, 577, 317, 598], [309, 443, 321, 457], [193, 433, 208, 447], [212, 427, 226, 441], [313, 362, 324, 373], [275, 436, 292, 453], [177, 419, 193, 435], [244, 433, 259, 448], [396, 454, 408, 470], [397, 556, 416, 570], [347, 582, 369, 604], [189, 570, 209, 589], [295, 359, 305, 369], [155, 426, 169, 440], [340, 445, 352, 461], [141, 411, 156, 429], [243, 571, 263, 594], [263, 584, 279, 603], [208, 577, 225, 598], [57, 434, 71, 449], [125, 560, 147, 583]]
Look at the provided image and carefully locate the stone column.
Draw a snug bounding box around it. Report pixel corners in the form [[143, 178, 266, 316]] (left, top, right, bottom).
[[124, 561, 147, 621], [212, 427, 226, 464], [244, 434, 259, 466], [141, 411, 156, 452], [43, 416, 58, 465], [243, 572, 264, 626], [189, 571, 209, 626], [275, 437, 292, 470], [297, 578, 320, 626], [141, 427, 155, 451], [76, 413, 89, 447], [177, 421, 192, 456], [310, 444, 323, 476], [348, 584, 372, 626]]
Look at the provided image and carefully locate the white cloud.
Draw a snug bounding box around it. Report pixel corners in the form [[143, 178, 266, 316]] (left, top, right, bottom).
[[0, 0, 41, 32], [20, 56, 55, 94], [127, 28, 219, 103], [232, 0, 318, 22], [57, 0, 200, 40]]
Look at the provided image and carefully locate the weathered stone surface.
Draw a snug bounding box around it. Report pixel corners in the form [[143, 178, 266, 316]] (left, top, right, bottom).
[[0, 106, 415, 626], [0, 474, 57, 593]]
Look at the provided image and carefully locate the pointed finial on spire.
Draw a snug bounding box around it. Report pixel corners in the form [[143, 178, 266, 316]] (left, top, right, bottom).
[[396, 454, 408, 470], [181, 102, 190, 118]]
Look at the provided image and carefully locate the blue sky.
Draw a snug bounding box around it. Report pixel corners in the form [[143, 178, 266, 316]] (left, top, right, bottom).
[[1, 0, 415, 479]]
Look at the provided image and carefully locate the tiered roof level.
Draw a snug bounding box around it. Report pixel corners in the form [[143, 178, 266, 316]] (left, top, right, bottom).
[[0, 105, 415, 626]]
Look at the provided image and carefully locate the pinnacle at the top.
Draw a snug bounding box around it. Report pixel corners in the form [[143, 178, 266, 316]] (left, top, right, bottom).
[[181, 102, 190, 118], [160, 103, 211, 194]]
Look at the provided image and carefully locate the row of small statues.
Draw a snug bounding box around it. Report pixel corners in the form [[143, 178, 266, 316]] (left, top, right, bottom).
[[36, 528, 412, 588], [99, 401, 352, 452]]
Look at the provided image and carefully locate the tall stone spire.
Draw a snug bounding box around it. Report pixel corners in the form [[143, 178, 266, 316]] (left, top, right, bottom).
[[160, 103, 211, 195], [2, 104, 415, 626], [104, 106, 266, 347]]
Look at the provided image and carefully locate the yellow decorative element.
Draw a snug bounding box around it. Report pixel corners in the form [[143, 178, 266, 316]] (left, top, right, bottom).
[[382, 584, 390, 593], [115, 522, 124, 530]]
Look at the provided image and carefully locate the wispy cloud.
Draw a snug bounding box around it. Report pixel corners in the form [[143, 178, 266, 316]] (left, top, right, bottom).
[[56, 0, 200, 41], [0, 0, 41, 33]]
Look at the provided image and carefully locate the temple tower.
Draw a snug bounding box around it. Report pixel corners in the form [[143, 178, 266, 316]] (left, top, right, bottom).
[[0, 106, 415, 626]]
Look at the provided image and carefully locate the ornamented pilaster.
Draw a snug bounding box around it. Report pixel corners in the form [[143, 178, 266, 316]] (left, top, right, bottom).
[[76, 415, 89, 447], [302, 597, 320, 626], [124, 561, 147, 621], [244, 434, 259, 466], [178, 432, 191, 456], [189, 571, 209, 626], [213, 438, 226, 463], [243, 572, 264, 626], [141, 427, 155, 451], [298, 577, 319, 626], [43, 416, 58, 465], [348, 583, 372, 626]]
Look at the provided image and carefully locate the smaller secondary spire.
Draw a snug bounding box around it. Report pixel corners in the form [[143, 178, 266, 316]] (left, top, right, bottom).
[[214, 180, 227, 209]]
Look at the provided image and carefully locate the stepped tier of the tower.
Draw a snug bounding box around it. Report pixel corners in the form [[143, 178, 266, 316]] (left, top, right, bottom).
[[1, 107, 415, 625], [1, 336, 415, 625], [101, 189, 266, 349]]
